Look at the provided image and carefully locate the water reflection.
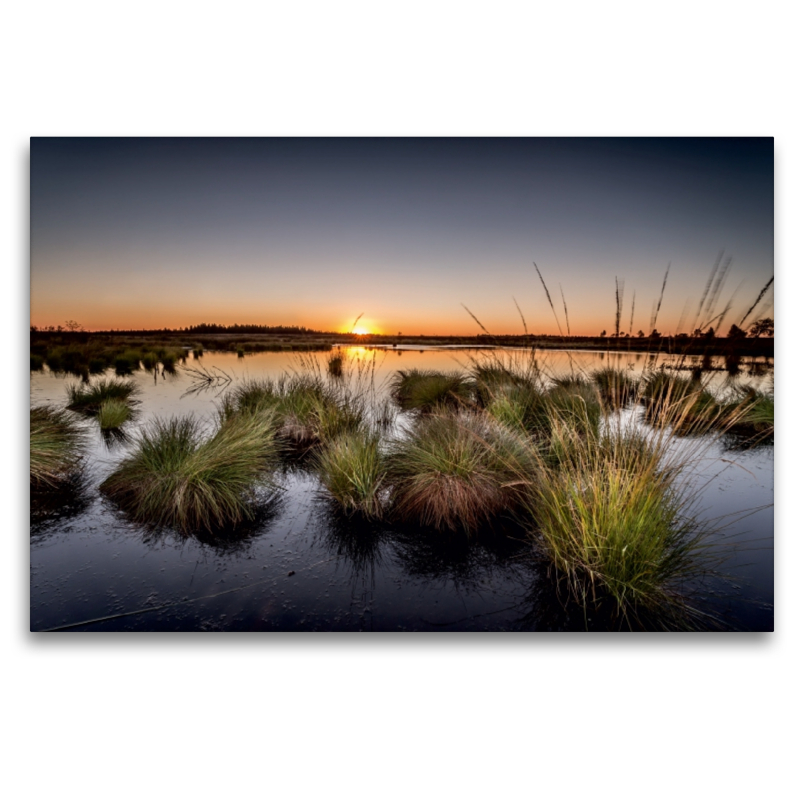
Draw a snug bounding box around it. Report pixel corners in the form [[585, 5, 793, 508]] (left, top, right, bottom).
[[30, 476, 91, 538]]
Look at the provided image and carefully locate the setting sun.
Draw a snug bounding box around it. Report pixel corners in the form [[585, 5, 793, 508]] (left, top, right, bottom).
[[352, 327, 370, 335]]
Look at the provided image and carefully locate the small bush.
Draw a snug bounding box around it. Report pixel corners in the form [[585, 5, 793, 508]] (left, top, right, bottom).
[[30, 354, 44, 371]]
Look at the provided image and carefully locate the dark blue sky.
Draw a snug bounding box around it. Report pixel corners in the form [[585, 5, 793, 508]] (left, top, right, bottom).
[[31, 137, 773, 334]]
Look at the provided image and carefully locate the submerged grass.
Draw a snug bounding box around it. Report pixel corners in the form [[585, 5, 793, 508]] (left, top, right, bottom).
[[314, 430, 386, 518], [30, 405, 85, 488], [100, 413, 279, 533]]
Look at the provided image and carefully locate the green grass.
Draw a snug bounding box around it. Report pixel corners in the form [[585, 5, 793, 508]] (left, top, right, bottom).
[[387, 411, 534, 533], [390, 369, 473, 412], [722, 387, 774, 439], [526, 422, 710, 623], [315, 430, 386, 518], [590, 367, 638, 407], [641, 372, 724, 435], [159, 350, 180, 373], [30, 354, 44, 371], [66, 378, 139, 414], [484, 380, 600, 449], [30, 405, 85, 488], [100, 413, 279, 533], [141, 352, 159, 370], [114, 349, 143, 375], [97, 399, 131, 430], [221, 376, 365, 450]]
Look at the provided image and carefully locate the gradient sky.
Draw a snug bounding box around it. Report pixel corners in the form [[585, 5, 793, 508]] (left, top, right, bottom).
[[30, 137, 774, 335]]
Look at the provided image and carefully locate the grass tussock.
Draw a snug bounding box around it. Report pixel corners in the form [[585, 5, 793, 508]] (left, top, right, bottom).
[[721, 387, 774, 441], [387, 411, 535, 533], [327, 351, 345, 378], [315, 430, 386, 518], [528, 421, 709, 621], [390, 369, 473, 412], [30, 405, 85, 488], [221, 376, 365, 451], [641, 372, 725, 435], [66, 378, 139, 414], [591, 367, 638, 407], [97, 399, 131, 430], [100, 413, 279, 533]]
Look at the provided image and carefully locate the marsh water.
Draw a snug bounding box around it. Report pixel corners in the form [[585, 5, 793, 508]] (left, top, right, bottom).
[[30, 346, 774, 631]]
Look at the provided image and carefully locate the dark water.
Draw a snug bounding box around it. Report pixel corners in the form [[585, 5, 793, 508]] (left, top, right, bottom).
[[30, 347, 774, 631]]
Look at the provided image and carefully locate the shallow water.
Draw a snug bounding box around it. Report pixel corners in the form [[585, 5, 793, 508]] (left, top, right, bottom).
[[30, 346, 774, 631]]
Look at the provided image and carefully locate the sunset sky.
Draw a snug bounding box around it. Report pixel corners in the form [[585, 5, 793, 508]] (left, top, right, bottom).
[[30, 137, 774, 336]]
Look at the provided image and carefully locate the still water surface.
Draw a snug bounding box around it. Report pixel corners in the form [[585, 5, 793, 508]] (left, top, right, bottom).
[[30, 346, 774, 631]]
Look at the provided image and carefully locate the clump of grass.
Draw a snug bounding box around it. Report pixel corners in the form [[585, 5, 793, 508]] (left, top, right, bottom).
[[141, 352, 159, 371], [97, 399, 131, 430], [66, 378, 139, 414], [545, 383, 602, 438], [722, 387, 774, 440], [160, 351, 179, 373], [485, 380, 600, 450], [641, 372, 722, 434], [315, 430, 385, 518], [327, 351, 344, 378], [390, 369, 473, 412], [221, 376, 365, 451], [471, 365, 531, 408], [387, 411, 534, 533], [591, 367, 638, 407], [192, 344, 204, 359], [528, 421, 710, 622], [30, 405, 85, 488], [221, 379, 280, 419], [30, 354, 44, 371], [114, 350, 142, 375], [100, 413, 279, 533]]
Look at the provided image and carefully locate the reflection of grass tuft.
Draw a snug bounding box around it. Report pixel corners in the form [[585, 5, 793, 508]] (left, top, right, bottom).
[[100, 414, 279, 533]]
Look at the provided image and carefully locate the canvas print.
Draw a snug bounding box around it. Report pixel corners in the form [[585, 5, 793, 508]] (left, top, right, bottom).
[[29, 137, 774, 631]]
